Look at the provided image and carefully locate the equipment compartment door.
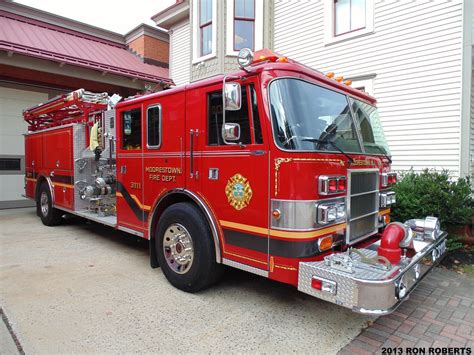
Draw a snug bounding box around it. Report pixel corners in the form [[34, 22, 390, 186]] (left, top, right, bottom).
[[198, 81, 270, 271], [116, 104, 145, 234], [42, 126, 74, 209]]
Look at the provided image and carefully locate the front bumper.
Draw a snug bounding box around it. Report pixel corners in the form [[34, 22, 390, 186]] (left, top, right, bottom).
[[297, 232, 447, 315]]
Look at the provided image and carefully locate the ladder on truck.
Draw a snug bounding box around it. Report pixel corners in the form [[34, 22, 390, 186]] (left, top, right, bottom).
[[23, 89, 109, 132]]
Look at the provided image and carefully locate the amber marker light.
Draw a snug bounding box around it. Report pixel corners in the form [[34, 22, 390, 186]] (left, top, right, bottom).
[[318, 235, 333, 252], [326, 72, 335, 78], [335, 76, 344, 82], [276, 56, 289, 63], [344, 80, 352, 86]]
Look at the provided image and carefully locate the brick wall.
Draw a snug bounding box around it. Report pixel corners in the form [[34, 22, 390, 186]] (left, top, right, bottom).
[[128, 35, 169, 67]]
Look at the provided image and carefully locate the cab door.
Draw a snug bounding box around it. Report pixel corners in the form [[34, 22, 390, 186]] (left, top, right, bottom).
[[199, 80, 270, 271], [116, 104, 145, 234]]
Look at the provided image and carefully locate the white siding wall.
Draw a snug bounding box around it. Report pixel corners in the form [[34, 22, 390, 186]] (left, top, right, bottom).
[[471, 70, 474, 181], [170, 22, 191, 86], [274, 0, 464, 176]]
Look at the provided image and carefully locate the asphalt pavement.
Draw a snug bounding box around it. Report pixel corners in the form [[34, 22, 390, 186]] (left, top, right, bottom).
[[0, 207, 373, 354]]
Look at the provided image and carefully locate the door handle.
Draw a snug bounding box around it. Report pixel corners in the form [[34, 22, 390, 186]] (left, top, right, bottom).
[[189, 129, 195, 178], [189, 129, 199, 179], [121, 165, 127, 174]]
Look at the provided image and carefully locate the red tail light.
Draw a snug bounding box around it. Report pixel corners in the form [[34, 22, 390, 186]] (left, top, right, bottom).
[[338, 178, 346, 191], [311, 278, 322, 290], [319, 176, 347, 195], [388, 173, 397, 185]]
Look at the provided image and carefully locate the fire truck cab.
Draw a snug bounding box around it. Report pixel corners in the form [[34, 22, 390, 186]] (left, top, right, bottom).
[[23, 49, 447, 315]]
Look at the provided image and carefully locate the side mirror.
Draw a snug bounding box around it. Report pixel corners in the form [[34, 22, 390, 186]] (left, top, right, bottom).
[[224, 82, 241, 111], [222, 123, 241, 142]]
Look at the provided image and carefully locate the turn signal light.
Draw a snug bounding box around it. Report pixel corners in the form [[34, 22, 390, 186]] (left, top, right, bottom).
[[318, 235, 333, 251]]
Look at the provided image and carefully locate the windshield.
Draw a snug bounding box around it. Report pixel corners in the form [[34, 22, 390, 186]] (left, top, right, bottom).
[[350, 97, 391, 155], [269, 78, 390, 156]]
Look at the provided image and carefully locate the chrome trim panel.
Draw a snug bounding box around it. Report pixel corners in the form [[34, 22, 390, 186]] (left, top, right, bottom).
[[148, 189, 222, 263], [223, 258, 268, 277], [271, 197, 346, 231]]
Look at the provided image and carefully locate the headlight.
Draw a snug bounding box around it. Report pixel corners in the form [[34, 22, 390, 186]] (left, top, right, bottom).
[[317, 202, 346, 225], [380, 191, 396, 208]]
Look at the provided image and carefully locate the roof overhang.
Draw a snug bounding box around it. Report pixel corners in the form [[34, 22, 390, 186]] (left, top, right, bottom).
[[151, 0, 190, 30]]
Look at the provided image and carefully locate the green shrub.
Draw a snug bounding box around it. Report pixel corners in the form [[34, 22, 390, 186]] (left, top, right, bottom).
[[390, 169, 473, 230]]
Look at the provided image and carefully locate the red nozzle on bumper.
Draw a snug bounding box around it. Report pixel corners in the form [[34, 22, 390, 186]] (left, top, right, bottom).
[[378, 223, 407, 264]]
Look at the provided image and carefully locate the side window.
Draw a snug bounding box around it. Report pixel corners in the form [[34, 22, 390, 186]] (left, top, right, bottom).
[[250, 84, 263, 144], [207, 85, 251, 146], [121, 108, 141, 150], [147, 105, 161, 148]]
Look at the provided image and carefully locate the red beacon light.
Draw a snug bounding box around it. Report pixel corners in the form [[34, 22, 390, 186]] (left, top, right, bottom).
[[237, 48, 289, 68]]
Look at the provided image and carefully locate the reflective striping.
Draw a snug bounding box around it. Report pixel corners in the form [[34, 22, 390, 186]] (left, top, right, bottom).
[[224, 251, 268, 266], [379, 208, 391, 215], [52, 182, 74, 189], [220, 220, 346, 240]]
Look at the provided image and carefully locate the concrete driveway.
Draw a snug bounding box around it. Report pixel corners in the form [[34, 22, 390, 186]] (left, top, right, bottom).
[[0, 208, 372, 354]]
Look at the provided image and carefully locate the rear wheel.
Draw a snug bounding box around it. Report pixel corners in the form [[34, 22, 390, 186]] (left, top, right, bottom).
[[38, 182, 62, 226], [156, 202, 223, 292]]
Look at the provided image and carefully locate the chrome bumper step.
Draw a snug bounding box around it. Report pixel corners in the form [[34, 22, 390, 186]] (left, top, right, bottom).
[[298, 232, 447, 315]]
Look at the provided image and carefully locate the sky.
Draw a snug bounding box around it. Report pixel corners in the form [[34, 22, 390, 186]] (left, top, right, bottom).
[[14, 0, 176, 34]]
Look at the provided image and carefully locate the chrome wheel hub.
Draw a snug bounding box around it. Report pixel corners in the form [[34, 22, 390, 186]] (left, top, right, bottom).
[[163, 223, 194, 274], [40, 191, 49, 217]]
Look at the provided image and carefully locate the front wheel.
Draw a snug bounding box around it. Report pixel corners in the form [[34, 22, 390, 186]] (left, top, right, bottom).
[[37, 182, 62, 226], [156, 202, 223, 292]]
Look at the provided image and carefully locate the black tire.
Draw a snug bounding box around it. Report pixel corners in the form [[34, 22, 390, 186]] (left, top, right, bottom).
[[37, 182, 63, 226], [155, 202, 223, 292]]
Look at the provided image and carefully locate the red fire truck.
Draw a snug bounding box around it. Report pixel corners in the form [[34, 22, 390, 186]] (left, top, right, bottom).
[[23, 49, 446, 314]]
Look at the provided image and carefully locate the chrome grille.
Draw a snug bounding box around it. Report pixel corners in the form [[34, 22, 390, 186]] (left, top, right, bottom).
[[347, 169, 379, 244]]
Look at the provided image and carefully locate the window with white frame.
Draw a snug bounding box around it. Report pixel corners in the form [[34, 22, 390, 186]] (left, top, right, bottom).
[[324, 0, 373, 44], [193, 0, 216, 62], [334, 0, 365, 36], [200, 0, 213, 56], [234, 0, 255, 51], [226, 0, 263, 55]]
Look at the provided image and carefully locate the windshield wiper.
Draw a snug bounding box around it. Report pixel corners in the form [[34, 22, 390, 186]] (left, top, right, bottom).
[[302, 138, 355, 164], [370, 145, 392, 164]]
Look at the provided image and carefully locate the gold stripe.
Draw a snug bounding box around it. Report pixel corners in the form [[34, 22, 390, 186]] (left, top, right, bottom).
[[225, 251, 268, 266], [116, 192, 151, 212], [52, 182, 74, 188], [379, 208, 390, 215], [220, 220, 346, 240], [26, 178, 37, 182], [274, 264, 297, 271]]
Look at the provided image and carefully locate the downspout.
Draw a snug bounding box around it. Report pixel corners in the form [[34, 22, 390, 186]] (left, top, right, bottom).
[[459, 0, 473, 178]]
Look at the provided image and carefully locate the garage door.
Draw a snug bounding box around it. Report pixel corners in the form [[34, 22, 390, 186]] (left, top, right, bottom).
[[0, 86, 48, 209]]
